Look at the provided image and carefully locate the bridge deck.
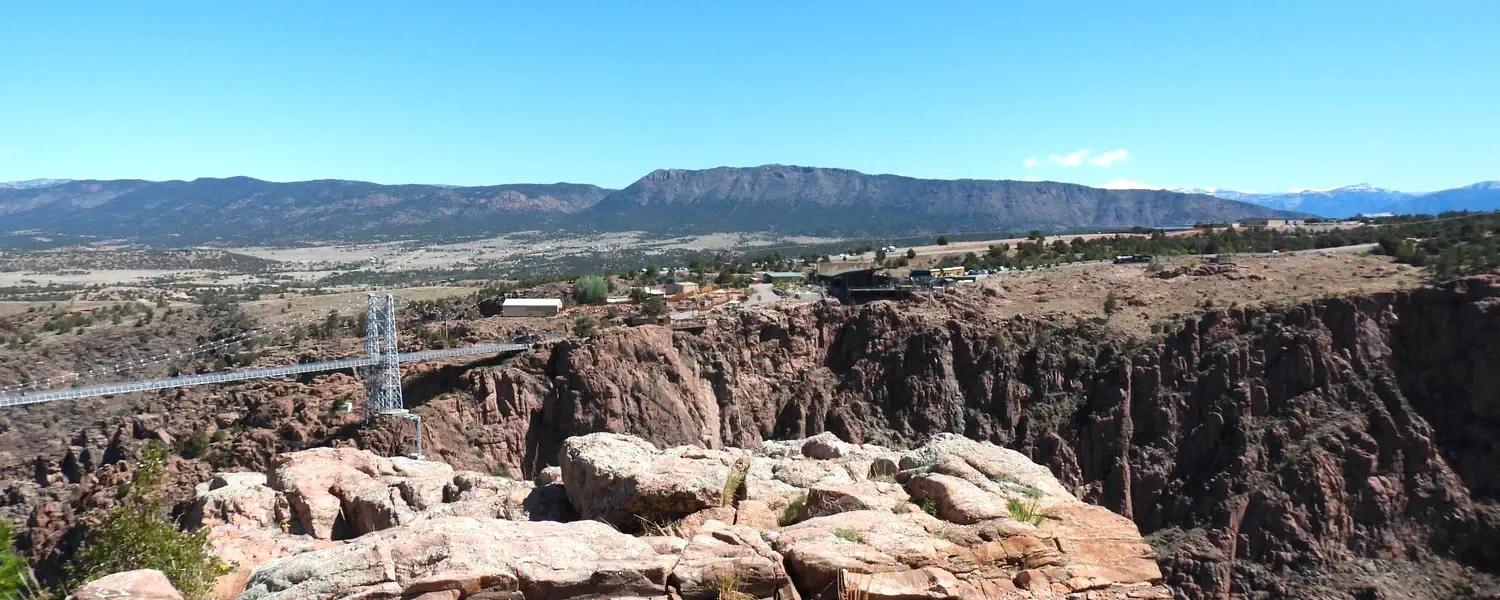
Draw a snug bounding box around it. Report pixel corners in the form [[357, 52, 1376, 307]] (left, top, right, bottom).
[[0, 343, 527, 408]]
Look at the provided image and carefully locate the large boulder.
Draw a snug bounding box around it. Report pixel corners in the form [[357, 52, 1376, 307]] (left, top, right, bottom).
[[800, 482, 908, 519], [558, 432, 881, 530], [559, 433, 737, 529], [70, 570, 184, 600], [899, 434, 1074, 502], [773, 510, 969, 596], [904, 473, 1010, 525], [186, 473, 289, 530], [666, 521, 799, 600], [205, 525, 340, 600], [238, 516, 676, 600], [195, 448, 570, 543], [772, 508, 1166, 599], [756, 431, 1169, 599], [265, 447, 415, 539], [416, 471, 574, 523]]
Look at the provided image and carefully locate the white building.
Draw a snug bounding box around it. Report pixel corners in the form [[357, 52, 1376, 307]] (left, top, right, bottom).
[[501, 298, 562, 318]]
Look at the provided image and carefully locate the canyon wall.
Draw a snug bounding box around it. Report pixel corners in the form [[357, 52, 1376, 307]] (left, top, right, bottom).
[[9, 277, 1500, 597], [407, 279, 1500, 598]]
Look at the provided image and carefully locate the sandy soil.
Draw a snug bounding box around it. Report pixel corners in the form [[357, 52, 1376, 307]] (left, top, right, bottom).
[[0, 301, 128, 318], [240, 286, 482, 321], [230, 231, 843, 272]]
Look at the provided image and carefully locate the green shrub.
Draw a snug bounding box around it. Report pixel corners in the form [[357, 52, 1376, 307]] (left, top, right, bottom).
[[833, 527, 864, 543], [0, 522, 45, 600], [1006, 498, 1050, 527], [572, 275, 609, 304], [718, 569, 753, 600], [721, 457, 751, 508], [920, 498, 939, 517], [573, 315, 597, 337], [642, 296, 669, 316], [179, 429, 209, 459], [67, 443, 229, 600], [779, 495, 806, 527]]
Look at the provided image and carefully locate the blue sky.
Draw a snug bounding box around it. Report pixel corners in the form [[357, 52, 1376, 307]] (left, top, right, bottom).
[[0, 1, 1496, 192]]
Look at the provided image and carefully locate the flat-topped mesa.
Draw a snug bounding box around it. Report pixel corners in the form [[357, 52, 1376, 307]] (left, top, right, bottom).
[[176, 432, 1166, 599]]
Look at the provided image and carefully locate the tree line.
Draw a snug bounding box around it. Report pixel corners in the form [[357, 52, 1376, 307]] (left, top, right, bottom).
[[921, 211, 1500, 280]]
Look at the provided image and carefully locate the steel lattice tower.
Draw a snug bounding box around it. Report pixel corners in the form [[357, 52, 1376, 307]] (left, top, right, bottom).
[[363, 294, 405, 421]]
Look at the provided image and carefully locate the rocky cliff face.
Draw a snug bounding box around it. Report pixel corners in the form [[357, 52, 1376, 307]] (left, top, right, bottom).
[[8, 278, 1500, 598], [401, 278, 1500, 598]]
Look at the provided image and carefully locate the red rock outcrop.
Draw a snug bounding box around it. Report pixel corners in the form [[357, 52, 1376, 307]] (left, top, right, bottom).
[[203, 434, 1165, 599], [69, 569, 184, 600], [11, 277, 1500, 598], [400, 277, 1500, 598]]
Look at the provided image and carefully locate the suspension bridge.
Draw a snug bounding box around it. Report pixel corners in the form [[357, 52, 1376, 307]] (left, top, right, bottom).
[[0, 294, 531, 455]]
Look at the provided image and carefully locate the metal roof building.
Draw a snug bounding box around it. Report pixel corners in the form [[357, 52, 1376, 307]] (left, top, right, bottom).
[[762, 271, 806, 283], [501, 298, 563, 317]]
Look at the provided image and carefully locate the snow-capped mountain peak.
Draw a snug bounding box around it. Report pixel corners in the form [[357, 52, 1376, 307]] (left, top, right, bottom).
[[0, 178, 71, 190], [1173, 181, 1500, 218]]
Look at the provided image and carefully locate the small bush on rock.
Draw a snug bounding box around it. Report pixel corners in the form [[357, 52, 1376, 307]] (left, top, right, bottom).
[[920, 498, 939, 517], [67, 443, 229, 600], [178, 429, 209, 459], [573, 315, 597, 337], [718, 569, 753, 600], [780, 495, 806, 527], [1007, 498, 1050, 527], [721, 456, 751, 507]]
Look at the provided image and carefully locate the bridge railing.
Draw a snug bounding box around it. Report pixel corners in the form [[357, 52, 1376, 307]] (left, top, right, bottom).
[[0, 342, 529, 408]]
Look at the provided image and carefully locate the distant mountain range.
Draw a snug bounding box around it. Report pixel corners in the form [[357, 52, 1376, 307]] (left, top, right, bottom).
[[1173, 182, 1500, 218], [0, 166, 1300, 245], [0, 177, 611, 242], [590, 166, 1293, 235], [0, 178, 73, 190]]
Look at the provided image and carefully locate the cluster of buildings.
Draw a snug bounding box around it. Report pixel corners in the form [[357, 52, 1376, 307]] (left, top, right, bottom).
[[495, 269, 814, 320], [1237, 218, 1366, 232]]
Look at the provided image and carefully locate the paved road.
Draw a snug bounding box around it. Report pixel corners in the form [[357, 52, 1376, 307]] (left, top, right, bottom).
[[1282, 243, 1378, 255], [744, 283, 782, 306]]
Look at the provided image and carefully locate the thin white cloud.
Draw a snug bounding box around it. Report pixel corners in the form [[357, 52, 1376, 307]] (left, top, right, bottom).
[[1038, 148, 1130, 168], [1048, 149, 1090, 167], [1098, 179, 1164, 190], [1088, 149, 1130, 167]]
